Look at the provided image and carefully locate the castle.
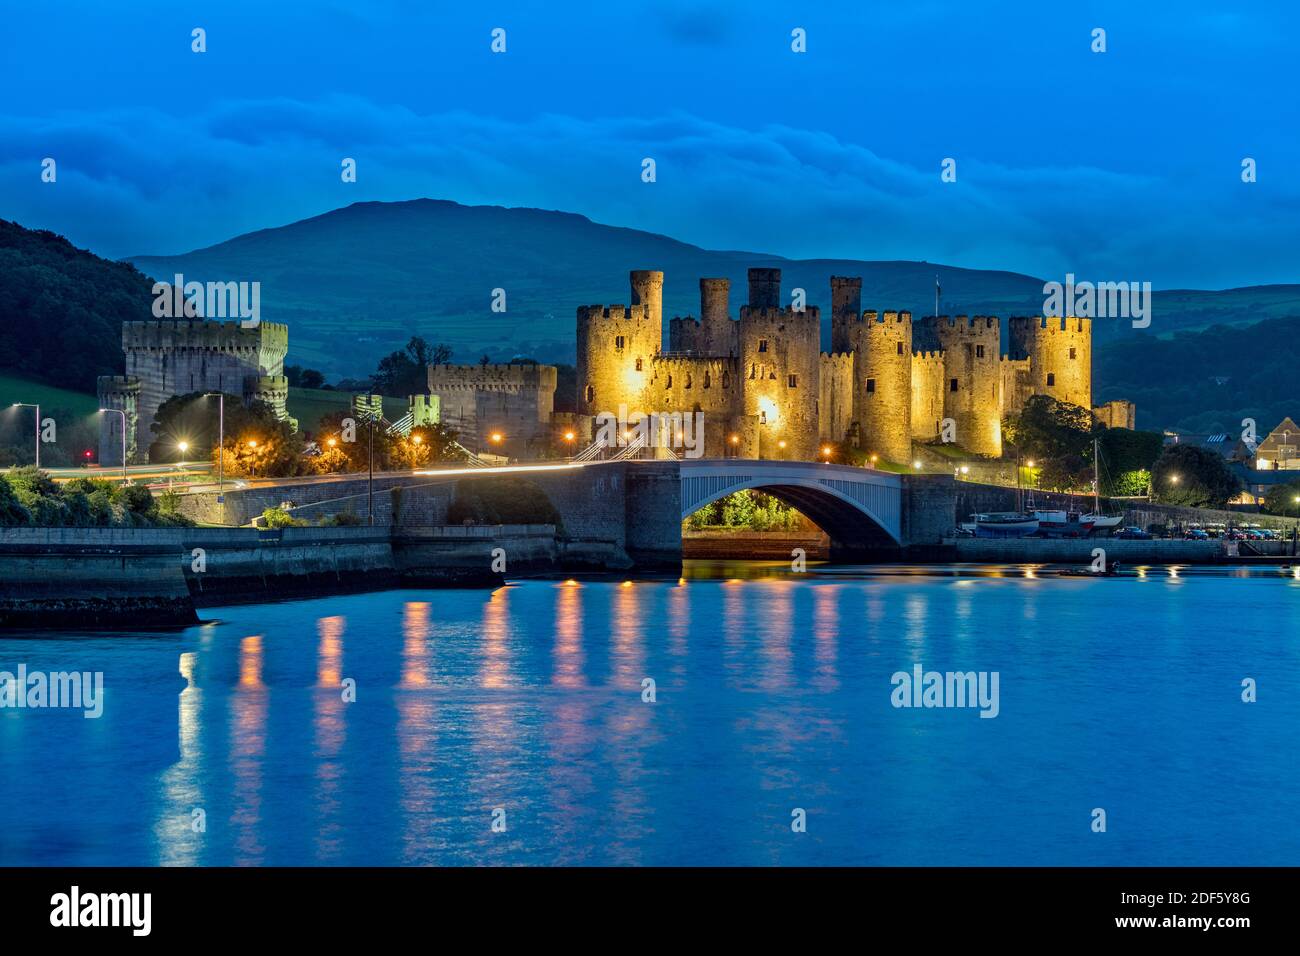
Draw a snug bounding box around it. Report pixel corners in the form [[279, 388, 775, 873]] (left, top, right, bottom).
[[97, 320, 291, 465], [553, 267, 1106, 461]]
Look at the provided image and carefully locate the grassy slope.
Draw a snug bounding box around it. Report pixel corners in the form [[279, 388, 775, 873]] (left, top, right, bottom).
[[0, 372, 99, 415], [286, 387, 407, 435]]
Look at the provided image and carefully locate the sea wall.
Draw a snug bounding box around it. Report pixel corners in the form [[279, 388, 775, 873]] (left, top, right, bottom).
[[682, 530, 829, 560], [951, 538, 1220, 563], [0, 528, 197, 628], [183, 526, 399, 604], [1, 523, 568, 629]]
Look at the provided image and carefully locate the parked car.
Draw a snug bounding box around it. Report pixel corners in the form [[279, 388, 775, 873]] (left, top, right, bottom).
[[1115, 527, 1152, 540], [1184, 529, 1210, 540]]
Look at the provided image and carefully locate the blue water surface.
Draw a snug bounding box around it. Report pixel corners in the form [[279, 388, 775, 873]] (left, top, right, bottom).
[[1, 562, 1297, 866]]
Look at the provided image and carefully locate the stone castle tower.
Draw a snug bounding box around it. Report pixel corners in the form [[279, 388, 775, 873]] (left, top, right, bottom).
[[96, 319, 291, 465], [924, 315, 1004, 457], [427, 362, 557, 458], [434, 265, 1111, 465], [738, 269, 821, 460], [1007, 315, 1092, 412]]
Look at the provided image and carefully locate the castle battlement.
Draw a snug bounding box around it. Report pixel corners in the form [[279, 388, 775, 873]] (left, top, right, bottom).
[[929, 314, 999, 333], [122, 319, 288, 352], [577, 304, 652, 324], [566, 265, 1112, 463], [738, 305, 821, 325], [1009, 315, 1091, 334]]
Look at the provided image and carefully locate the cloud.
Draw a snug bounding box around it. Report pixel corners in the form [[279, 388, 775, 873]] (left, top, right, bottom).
[[1, 96, 1297, 288]]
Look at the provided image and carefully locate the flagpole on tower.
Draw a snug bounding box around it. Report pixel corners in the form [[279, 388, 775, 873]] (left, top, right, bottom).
[[935, 274, 941, 318]]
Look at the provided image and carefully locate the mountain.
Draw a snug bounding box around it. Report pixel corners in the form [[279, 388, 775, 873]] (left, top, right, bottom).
[[5, 200, 1297, 435], [0, 219, 155, 389]]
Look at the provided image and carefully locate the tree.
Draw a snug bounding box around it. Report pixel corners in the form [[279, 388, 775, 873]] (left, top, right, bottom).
[[285, 365, 326, 389], [315, 409, 395, 473], [372, 337, 451, 397], [1150, 444, 1242, 508], [1263, 480, 1300, 517], [1004, 395, 1097, 463], [1097, 427, 1164, 496]]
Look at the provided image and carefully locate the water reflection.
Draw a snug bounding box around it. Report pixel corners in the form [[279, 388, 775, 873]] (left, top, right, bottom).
[[553, 582, 585, 688], [231, 635, 266, 864], [22, 562, 1291, 867], [397, 601, 437, 863]]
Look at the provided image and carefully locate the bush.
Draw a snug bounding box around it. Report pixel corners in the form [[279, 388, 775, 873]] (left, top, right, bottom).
[[261, 505, 307, 529], [318, 511, 363, 527], [1150, 444, 1242, 509], [0, 470, 192, 527]]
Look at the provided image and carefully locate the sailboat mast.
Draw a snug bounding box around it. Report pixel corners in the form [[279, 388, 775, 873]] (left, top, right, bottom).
[[1094, 437, 1100, 513]]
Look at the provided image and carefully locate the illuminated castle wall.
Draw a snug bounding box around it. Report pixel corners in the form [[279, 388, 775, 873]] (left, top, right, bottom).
[[571, 267, 1100, 461]]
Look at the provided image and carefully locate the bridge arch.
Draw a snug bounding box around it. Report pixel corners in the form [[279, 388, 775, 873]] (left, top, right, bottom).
[[679, 459, 904, 551]]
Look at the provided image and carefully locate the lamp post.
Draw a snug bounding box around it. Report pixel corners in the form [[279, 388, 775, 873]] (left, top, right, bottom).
[[367, 415, 375, 527], [97, 407, 127, 483], [203, 393, 225, 498], [11, 403, 39, 468]]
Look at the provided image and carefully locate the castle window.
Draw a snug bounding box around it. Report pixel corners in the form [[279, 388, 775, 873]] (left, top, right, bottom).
[[788, 374, 798, 388], [897, 342, 904, 355], [758, 339, 769, 353], [760, 410, 767, 424], [635, 358, 643, 371], [950, 378, 959, 392], [666, 374, 673, 388], [685, 374, 692, 388], [585, 385, 595, 403], [614, 335, 625, 351], [1046, 373, 1056, 386], [866, 378, 876, 393], [1069, 347, 1077, 360], [976, 345, 985, 358], [722, 372, 730, 388], [703, 372, 711, 388]]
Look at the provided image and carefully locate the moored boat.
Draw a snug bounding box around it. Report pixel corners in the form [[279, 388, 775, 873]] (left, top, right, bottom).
[[970, 512, 1040, 538]]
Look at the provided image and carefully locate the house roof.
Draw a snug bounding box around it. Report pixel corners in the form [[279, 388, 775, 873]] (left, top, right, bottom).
[[1258, 418, 1300, 454]]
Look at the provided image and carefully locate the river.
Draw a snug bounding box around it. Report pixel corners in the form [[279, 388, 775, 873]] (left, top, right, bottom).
[[2, 562, 1297, 866]]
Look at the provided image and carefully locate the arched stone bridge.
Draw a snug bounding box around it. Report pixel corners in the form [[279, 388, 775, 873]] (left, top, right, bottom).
[[680, 459, 904, 550]]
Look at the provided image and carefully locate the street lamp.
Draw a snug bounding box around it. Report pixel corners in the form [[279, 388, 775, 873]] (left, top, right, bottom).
[[246, 440, 258, 479], [97, 407, 127, 483], [202, 393, 225, 498], [11, 403, 39, 469]]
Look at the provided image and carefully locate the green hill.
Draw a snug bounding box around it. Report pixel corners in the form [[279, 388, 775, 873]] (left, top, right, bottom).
[[1095, 315, 1300, 433], [0, 219, 155, 391]]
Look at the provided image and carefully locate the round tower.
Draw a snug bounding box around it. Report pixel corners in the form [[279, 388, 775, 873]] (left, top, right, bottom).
[[926, 315, 1003, 457], [1008, 316, 1092, 411], [575, 303, 657, 421], [747, 268, 782, 310], [738, 299, 820, 460], [853, 310, 913, 464], [699, 277, 732, 355], [829, 276, 862, 353], [629, 270, 664, 345]]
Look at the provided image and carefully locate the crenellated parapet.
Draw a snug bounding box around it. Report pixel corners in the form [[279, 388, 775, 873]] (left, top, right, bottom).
[[921, 315, 1002, 456], [1008, 315, 1091, 411]]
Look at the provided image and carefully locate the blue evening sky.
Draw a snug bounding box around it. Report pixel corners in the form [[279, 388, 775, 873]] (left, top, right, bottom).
[[1, 0, 1296, 287]]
